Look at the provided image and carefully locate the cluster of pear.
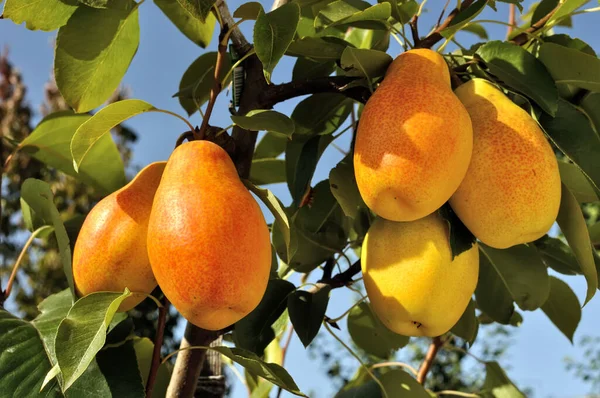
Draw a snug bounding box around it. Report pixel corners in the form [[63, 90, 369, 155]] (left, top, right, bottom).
[[354, 49, 561, 337], [72, 141, 272, 330]]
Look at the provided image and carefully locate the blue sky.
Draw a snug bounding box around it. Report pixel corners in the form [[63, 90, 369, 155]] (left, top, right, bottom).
[[2, 0, 600, 397]]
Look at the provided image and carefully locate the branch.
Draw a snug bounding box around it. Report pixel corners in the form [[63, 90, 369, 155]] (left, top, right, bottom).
[[146, 298, 169, 397], [510, 4, 560, 46], [318, 260, 362, 289], [260, 76, 370, 108], [416, 0, 475, 49], [506, 3, 516, 39], [416, 336, 445, 385], [409, 15, 420, 47]]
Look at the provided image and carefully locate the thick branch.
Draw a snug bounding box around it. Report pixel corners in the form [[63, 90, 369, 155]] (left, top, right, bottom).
[[416, 0, 475, 49], [260, 76, 370, 108], [416, 336, 445, 384], [409, 15, 420, 47], [318, 260, 362, 289], [510, 4, 560, 46]]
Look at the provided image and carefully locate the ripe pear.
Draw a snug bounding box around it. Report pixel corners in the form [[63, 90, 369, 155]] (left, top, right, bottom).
[[450, 79, 561, 249], [362, 213, 479, 337], [147, 141, 271, 331], [73, 161, 166, 311], [353, 48, 473, 222]]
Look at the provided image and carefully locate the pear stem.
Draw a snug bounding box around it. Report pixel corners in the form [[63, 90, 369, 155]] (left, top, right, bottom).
[[145, 297, 169, 397], [417, 336, 445, 385]]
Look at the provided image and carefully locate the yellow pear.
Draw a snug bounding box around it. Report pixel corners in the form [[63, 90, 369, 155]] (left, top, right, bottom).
[[147, 141, 271, 331], [362, 213, 479, 337], [450, 79, 561, 249], [353, 48, 473, 222], [73, 161, 166, 311]]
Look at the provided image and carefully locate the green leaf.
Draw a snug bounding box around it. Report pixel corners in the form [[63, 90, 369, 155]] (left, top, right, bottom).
[[78, 0, 109, 7], [254, 3, 300, 82], [234, 279, 295, 355], [254, 132, 288, 159], [475, 252, 515, 325], [540, 99, 600, 194], [462, 22, 488, 39], [558, 161, 599, 203], [18, 111, 125, 195], [384, 0, 418, 25], [546, 0, 588, 27], [176, 51, 232, 115], [21, 179, 75, 298], [556, 183, 598, 305], [379, 369, 429, 397], [530, 0, 557, 26], [292, 93, 353, 136], [250, 159, 286, 185], [538, 43, 600, 93], [132, 338, 172, 398], [590, 222, 600, 246], [544, 34, 596, 56], [315, 0, 390, 31], [535, 236, 581, 276], [232, 110, 295, 137], [155, 0, 216, 47], [440, 0, 488, 39], [55, 290, 132, 391], [482, 361, 526, 397], [2, 0, 78, 31], [451, 299, 478, 345], [292, 58, 336, 80], [581, 92, 600, 134], [347, 302, 409, 359], [476, 41, 558, 116], [0, 310, 60, 396], [329, 155, 366, 219], [32, 289, 74, 365], [542, 276, 581, 343], [175, 0, 215, 23], [344, 27, 390, 50], [95, 340, 145, 398], [439, 204, 477, 260], [287, 286, 331, 347], [244, 181, 295, 261], [479, 244, 550, 311], [340, 47, 392, 78], [233, 1, 263, 19], [209, 346, 306, 396], [55, 1, 140, 113], [286, 36, 350, 60]]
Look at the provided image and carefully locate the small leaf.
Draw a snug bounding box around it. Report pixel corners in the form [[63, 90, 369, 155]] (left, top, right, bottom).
[[234, 279, 295, 355], [538, 43, 600, 93], [379, 369, 429, 397], [340, 47, 392, 78], [546, 0, 588, 27], [542, 276, 581, 343], [439, 205, 477, 260], [292, 93, 353, 136], [556, 183, 598, 305], [288, 286, 331, 347], [21, 179, 75, 298], [344, 27, 390, 51], [250, 158, 286, 185], [558, 161, 599, 203], [482, 361, 525, 397], [440, 0, 488, 39], [254, 3, 300, 82], [347, 302, 409, 359], [254, 132, 288, 159], [175, 0, 215, 22], [176, 51, 232, 115], [155, 0, 216, 47], [315, 1, 390, 31], [535, 236, 581, 276], [55, 1, 140, 113], [209, 346, 307, 396], [2, 0, 78, 31], [451, 299, 478, 345], [475, 253, 515, 325], [31, 289, 74, 365], [540, 99, 600, 194], [329, 155, 366, 219], [462, 22, 488, 39], [18, 111, 125, 195], [55, 290, 132, 391], [233, 1, 263, 19], [286, 36, 350, 60], [70, 99, 160, 171], [231, 110, 295, 137], [292, 58, 336, 80], [480, 243, 550, 311], [476, 41, 558, 115]]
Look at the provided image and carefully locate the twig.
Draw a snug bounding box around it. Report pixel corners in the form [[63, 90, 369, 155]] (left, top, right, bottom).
[[510, 4, 560, 46], [417, 0, 475, 49], [434, 0, 452, 29], [416, 336, 445, 385], [409, 15, 420, 47], [321, 257, 335, 281], [506, 3, 516, 39], [317, 260, 362, 289], [175, 130, 196, 147], [275, 325, 295, 398], [436, 391, 481, 397], [370, 361, 419, 377], [145, 298, 169, 397]]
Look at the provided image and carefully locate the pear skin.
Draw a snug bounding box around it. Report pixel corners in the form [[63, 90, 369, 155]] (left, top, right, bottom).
[[147, 141, 271, 331], [450, 79, 561, 249], [362, 213, 479, 337], [73, 161, 166, 311], [353, 49, 473, 222]]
